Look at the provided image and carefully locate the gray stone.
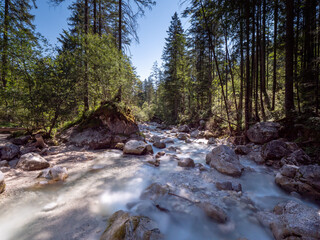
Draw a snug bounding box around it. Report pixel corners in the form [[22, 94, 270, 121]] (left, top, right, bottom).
[[123, 140, 150, 155], [178, 158, 195, 168], [262, 140, 291, 160], [197, 202, 228, 223], [206, 145, 243, 177], [1, 143, 20, 160], [17, 153, 50, 171], [0, 171, 5, 194], [153, 141, 166, 149], [178, 125, 190, 133], [37, 166, 68, 181], [177, 133, 189, 141], [235, 145, 250, 155], [247, 122, 281, 144]]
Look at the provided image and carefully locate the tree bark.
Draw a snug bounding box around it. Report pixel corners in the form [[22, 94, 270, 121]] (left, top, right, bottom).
[[1, 0, 9, 88], [272, 0, 278, 110], [84, 0, 89, 112], [245, 0, 251, 131], [118, 0, 122, 51], [285, 0, 295, 116]]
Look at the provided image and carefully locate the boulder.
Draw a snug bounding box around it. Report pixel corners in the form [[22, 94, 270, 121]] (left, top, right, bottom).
[[247, 152, 265, 164], [262, 140, 291, 160], [155, 152, 165, 159], [17, 153, 50, 171], [147, 158, 160, 167], [206, 145, 243, 177], [59, 102, 139, 149], [0, 160, 9, 168], [275, 164, 320, 200], [163, 139, 174, 144], [1, 143, 20, 160], [37, 166, 68, 181], [0, 171, 5, 194], [235, 145, 250, 155], [199, 120, 206, 129], [150, 135, 161, 143], [100, 210, 163, 240], [178, 125, 190, 133], [247, 122, 281, 144], [190, 130, 200, 138], [281, 149, 312, 166], [123, 140, 151, 155], [140, 183, 170, 201], [216, 181, 242, 192], [177, 133, 189, 141], [115, 143, 125, 150], [257, 201, 320, 240], [153, 141, 166, 149], [197, 202, 227, 223], [178, 158, 195, 168]]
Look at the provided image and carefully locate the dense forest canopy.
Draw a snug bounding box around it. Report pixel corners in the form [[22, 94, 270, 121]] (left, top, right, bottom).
[[0, 0, 319, 136]]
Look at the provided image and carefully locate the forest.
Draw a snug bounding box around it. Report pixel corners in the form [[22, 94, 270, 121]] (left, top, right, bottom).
[[0, 1, 320, 240]]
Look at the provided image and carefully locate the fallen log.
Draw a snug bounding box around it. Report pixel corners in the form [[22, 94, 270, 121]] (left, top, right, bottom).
[[0, 127, 28, 133]]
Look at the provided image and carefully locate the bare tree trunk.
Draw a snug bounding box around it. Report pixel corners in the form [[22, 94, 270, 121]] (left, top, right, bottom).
[[93, 0, 97, 34], [245, 0, 251, 131], [84, 0, 89, 112], [99, 0, 102, 36], [272, 0, 278, 110], [285, 0, 295, 117], [1, 0, 9, 88], [238, 5, 244, 131], [118, 0, 122, 51]]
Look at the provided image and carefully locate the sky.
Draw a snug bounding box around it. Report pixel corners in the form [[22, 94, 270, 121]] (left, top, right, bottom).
[[32, 0, 190, 81]]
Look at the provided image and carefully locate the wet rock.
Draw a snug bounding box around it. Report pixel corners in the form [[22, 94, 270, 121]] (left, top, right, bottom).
[[20, 146, 41, 155], [115, 143, 125, 150], [275, 164, 320, 200], [123, 140, 151, 155], [100, 210, 163, 240], [216, 181, 242, 192], [190, 130, 200, 138], [207, 137, 216, 145], [140, 183, 170, 201], [37, 166, 68, 181], [177, 133, 189, 141], [178, 125, 190, 133], [235, 145, 250, 155], [178, 158, 195, 168], [257, 201, 320, 240], [262, 140, 291, 160], [0, 171, 5, 194], [247, 152, 265, 164], [17, 153, 50, 171], [195, 163, 207, 171], [1, 143, 20, 160], [185, 138, 192, 143], [147, 158, 160, 167], [153, 141, 166, 149], [167, 146, 177, 152], [204, 130, 214, 139], [11, 135, 31, 145], [206, 145, 243, 177], [197, 202, 227, 223], [163, 139, 174, 144], [145, 144, 154, 154], [155, 152, 165, 159], [247, 122, 281, 144], [150, 135, 161, 143]]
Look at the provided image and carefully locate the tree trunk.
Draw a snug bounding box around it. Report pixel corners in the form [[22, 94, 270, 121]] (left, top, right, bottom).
[[238, 5, 244, 132], [285, 0, 295, 117], [118, 0, 122, 51], [245, 0, 251, 131], [1, 0, 9, 88], [84, 0, 89, 112], [99, 0, 102, 36], [93, 0, 97, 34], [272, 0, 278, 110]]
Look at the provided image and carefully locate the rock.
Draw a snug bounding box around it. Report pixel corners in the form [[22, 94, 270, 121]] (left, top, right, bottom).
[[207, 137, 216, 145], [1, 143, 20, 160], [190, 130, 200, 138], [247, 122, 281, 144], [20, 146, 41, 155], [150, 135, 161, 143], [100, 210, 163, 240], [11, 135, 31, 145], [37, 166, 68, 181], [185, 138, 192, 143], [275, 164, 320, 200], [235, 145, 250, 155], [178, 158, 195, 168], [35, 134, 48, 149], [0, 171, 5, 194], [199, 120, 206, 129], [153, 141, 166, 149], [147, 158, 160, 167], [177, 133, 189, 141], [0, 160, 9, 168], [197, 202, 227, 223], [204, 130, 214, 139], [59, 102, 139, 149], [140, 183, 170, 201], [163, 139, 174, 144], [216, 181, 242, 192], [262, 140, 291, 160], [247, 152, 265, 164], [178, 125, 190, 133], [115, 143, 125, 150], [257, 201, 320, 240], [155, 152, 165, 159], [281, 149, 312, 166], [17, 153, 50, 171], [206, 145, 243, 177], [145, 144, 154, 154], [123, 140, 150, 155]]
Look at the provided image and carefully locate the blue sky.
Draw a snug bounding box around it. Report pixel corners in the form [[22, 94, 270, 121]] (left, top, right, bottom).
[[32, 0, 189, 81]]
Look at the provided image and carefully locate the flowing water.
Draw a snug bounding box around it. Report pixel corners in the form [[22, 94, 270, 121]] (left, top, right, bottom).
[[0, 124, 318, 240]]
